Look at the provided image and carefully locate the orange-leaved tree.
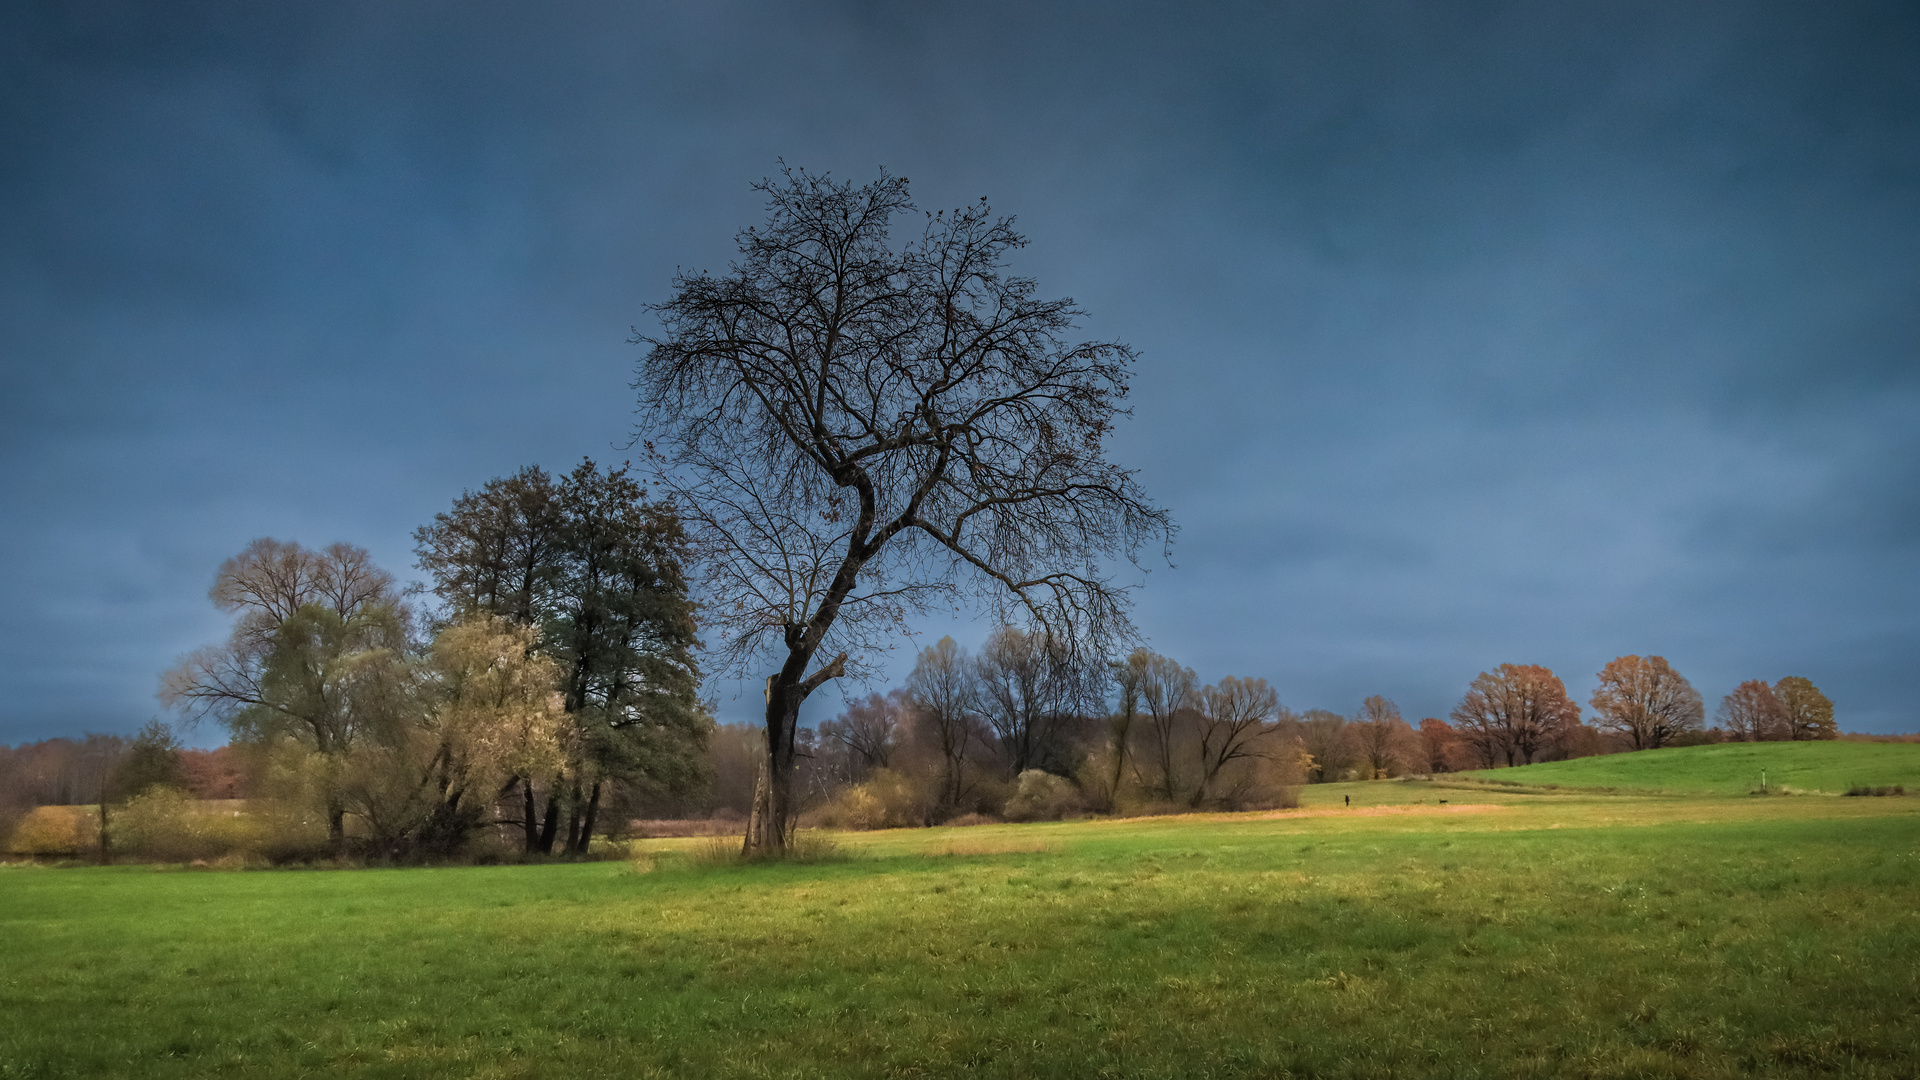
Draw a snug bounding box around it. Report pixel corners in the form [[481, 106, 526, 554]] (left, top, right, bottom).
[[1588, 654, 1704, 750], [1450, 664, 1579, 767]]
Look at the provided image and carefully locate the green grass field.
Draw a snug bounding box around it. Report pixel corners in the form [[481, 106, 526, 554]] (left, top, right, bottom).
[[1456, 740, 1920, 795], [3, 749, 1918, 1078]]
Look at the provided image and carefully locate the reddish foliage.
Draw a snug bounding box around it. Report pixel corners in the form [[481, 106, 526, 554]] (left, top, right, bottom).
[[178, 746, 254, 800]]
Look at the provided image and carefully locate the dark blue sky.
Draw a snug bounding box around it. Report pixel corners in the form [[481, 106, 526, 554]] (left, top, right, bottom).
[[3, 1, 1915, 743]]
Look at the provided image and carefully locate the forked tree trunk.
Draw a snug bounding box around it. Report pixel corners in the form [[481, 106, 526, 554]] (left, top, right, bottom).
[[572, 781, 602, 854], [744, 683, 801, 855]]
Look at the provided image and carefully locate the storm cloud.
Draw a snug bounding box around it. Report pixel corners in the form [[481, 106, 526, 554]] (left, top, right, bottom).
[[2, 1, 1915, 741]]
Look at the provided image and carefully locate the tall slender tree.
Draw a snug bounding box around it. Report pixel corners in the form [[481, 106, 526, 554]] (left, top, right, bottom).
[[1133, 651, 1196, 801], [904, 636, 979, 812]]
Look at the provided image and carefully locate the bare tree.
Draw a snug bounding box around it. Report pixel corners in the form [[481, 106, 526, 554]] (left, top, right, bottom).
[[634, 168, 1171, 852], [819, 689, 910, 780], [1589, 655, 1705, 750], [1350, 695, 1420, 778], [905, 636, 979, 811], [1189, 676, 1281, 807], [1717, 679, 1787, 741], [1450, 664, 1580, 767], [1134, 651, 1197, 801], [1099, 647, 1154, 812], [973, 625, 1091, 777], [1294, 709, 1355, 782]]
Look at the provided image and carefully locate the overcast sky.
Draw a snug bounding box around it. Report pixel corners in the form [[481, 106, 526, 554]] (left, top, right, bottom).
[[3, 1, 1915, 744]]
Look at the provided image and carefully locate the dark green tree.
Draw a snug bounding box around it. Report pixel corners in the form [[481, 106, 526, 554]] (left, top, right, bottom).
[[415, 459, 708, 854], [108, 720, 185, 801]]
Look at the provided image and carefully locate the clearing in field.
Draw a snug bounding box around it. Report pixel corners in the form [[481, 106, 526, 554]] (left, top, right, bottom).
[[3, 744, 1917, 1079]]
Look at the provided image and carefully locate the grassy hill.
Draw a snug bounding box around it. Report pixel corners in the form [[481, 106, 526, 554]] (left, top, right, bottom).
[[1456, 739, 1920, 794]]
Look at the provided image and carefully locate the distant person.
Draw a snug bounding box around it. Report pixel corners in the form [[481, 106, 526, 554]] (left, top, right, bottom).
[[1344, 795, 1350, 808]]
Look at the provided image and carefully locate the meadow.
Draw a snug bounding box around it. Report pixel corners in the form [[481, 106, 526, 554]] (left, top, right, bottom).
[[3, 751, 1918, 1078], [1455, 740, 1920, 796]]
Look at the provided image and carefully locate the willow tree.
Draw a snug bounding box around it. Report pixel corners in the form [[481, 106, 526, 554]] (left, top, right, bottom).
[[634, 168, 1171, 853]]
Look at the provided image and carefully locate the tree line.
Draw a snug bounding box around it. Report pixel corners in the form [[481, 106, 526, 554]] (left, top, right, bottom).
[[636, 646, 1841, 834]]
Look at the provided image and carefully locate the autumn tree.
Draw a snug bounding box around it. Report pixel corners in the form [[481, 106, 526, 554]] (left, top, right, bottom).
[[1295, 709, 1353, 782], [1774, 676, 1837, 740], [386, 615, 569, 855], [634, 168, 1170, 853], [1450, 664, 1579, 767], [1717, 679, 1789, 742], [1416, 717, 1467, 773], [1350, 695, 1420, 778], [1588, 655, 1705, 750]]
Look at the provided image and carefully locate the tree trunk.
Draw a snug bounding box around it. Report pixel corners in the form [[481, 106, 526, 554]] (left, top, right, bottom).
[[522, 776, 538, 854], [327, 799, 348, 859], [537, 783, 561, 854], [564, 777, 583, 853], [744, 685, 799, 856], [573, 781, 602, 854], [1107, 727, 1129, 815], [743, 650, 845, 857]]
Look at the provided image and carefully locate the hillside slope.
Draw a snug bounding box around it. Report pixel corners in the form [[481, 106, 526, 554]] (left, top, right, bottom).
[[1456, 740, 1920, 794]]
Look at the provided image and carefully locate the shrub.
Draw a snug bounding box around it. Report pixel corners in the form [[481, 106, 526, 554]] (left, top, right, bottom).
[[8, 806, 91, 856], [1002, 770, 1082, 822], [111, 787, 226, 862], [813, 768, 931, 830], [106, 789, 330, 864], [1843, 785, 1906, 797]]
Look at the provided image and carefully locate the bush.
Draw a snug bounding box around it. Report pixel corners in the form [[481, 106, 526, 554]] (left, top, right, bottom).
[[8, 806, 91, 856], [813, 768, 931, 830], [111, 787, 227, 862], [1002, 770, 1082, 822], [1843, 785, 1906, 797], [105, 789, 331, 864]]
